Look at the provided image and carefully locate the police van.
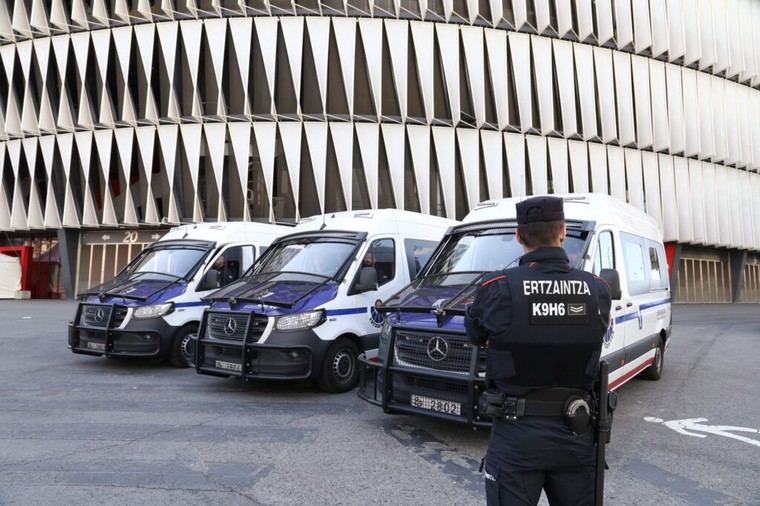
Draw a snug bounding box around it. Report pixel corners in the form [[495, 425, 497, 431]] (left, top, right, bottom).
[[194, 210, 456, 393], [68, 222, 290, 367], [358, 194, 672, 426]]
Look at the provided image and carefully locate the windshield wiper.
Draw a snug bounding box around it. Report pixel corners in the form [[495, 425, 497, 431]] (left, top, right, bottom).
[[100, 290, 148, 302], [253, 270, 332, 281], [416, 270, 488, 282], [100, 271, 184, 302], [128, 271, 183, 280], [225, 295, 293, 309], [210, 272, 332, 309]]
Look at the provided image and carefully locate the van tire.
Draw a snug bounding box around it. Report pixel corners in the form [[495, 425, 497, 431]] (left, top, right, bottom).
[[318, 338, 360, 393], [640, 338, 664, 381], [169, 325, 198, 368]]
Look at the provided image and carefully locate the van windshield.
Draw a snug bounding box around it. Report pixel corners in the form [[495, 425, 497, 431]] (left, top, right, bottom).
[[125, 246, 208, 279], [77, 242, 213, 299], [255, 240, 356, 279], [208, 237, 360, 306], [382, 228, 589, 313]]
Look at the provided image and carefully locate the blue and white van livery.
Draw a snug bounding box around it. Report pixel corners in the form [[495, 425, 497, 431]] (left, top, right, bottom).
[[68, 222, 290, 367], [358, 194, 672, 426], [194, 210, 456, 393]]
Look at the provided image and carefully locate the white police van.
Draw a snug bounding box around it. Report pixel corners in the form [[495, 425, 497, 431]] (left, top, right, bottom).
[[359, 194, 672, 425], [68, 222, 290, 367], [194, 210, 457, 392]]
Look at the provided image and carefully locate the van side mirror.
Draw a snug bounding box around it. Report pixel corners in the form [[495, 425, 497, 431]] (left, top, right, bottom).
[[353, 266, 379, 293], [201, 269, 219, 291], [599, 268, 622, 300]]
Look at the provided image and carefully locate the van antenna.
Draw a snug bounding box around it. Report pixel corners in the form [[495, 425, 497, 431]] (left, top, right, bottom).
[[320, 209, 327, 230]]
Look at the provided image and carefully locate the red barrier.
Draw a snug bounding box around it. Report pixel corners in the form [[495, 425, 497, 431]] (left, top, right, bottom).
[[664, 242, 678, 277]]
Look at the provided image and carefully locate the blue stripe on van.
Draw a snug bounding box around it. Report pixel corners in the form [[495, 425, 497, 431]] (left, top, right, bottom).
[[639, 298, 672, 310], [174, 301, 211, 308], [325, 307, 367, 316], [614, 298, 671, 325], [615, 312, 639, 324]]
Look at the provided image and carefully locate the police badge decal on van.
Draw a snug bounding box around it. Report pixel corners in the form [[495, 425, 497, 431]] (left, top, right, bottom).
[[603, 320, 615, 348], [369, 305, 384, 328]]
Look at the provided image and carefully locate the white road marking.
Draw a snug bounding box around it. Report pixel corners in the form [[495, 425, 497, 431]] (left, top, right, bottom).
[[645, 417, 760, 448]]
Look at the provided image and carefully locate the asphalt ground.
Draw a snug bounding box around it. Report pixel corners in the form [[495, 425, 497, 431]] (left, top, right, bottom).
[[0, 301, 758, 505]]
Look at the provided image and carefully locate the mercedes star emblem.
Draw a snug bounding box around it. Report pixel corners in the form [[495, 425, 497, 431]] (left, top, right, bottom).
[[94, 308, 105, 322], [224, 318, 238, 336], [426, 336, 449, 362]]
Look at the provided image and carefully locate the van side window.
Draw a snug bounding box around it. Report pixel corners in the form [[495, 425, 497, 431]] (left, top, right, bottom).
[[404, 239, 438, 278], [362, 239, 396, 287], [210, 245, 255, 288], [620, 233, 649, 296], [648, 243, 669, 290], [592, 231, 615, 275]]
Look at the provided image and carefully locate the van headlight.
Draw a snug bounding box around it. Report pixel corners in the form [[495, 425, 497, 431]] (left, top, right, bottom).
[[133, 302, 174, 319], [275, 310, 325, 331]]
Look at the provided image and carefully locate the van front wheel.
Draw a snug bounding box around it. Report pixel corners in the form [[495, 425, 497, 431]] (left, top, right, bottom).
[[169, 326, 197, 368], [640, 338, 664, 381], [318, 339, 359, 393]]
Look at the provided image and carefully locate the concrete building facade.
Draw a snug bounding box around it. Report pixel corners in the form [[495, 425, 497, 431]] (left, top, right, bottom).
[[0, 0, 759, 302]]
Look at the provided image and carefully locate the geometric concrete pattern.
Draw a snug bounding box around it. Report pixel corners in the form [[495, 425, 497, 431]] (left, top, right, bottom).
[[1, 1, 759, 251]]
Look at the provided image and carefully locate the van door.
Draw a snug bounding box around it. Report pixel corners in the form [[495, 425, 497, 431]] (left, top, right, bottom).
[[641, 241, 671, 344], [591, 230, 626, 373], [344, 238, 407, 347], [618, 232, 659, 377]]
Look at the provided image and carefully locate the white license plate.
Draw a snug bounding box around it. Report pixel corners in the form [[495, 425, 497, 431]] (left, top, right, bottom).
[[86, 342, 105, 351], [411, 394, 461, 416], [215, 360, 242, 372]]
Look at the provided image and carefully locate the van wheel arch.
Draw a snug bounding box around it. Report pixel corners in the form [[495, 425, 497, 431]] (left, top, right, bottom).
[[169, 322, 199, 368], [640, 332, 665, 381], [338, 333, 364, 351]]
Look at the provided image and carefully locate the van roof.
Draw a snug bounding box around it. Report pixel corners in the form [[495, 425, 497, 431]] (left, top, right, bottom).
[[464, 193, 662, 240], [160, 222, 291, 245], [293, 209, 457, 240]]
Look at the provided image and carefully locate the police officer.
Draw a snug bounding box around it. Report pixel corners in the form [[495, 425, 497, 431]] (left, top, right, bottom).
[[465, 196, 611, 506]]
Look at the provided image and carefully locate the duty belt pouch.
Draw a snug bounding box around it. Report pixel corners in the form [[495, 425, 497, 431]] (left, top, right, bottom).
[[563, 395, 592, 435], [479, 389, 507, 418]]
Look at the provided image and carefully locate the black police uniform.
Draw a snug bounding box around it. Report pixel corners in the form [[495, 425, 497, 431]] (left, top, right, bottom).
[[465, 197, 611, 506]]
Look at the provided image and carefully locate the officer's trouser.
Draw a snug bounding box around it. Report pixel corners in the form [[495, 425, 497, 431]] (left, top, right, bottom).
[[484, 417, 595, 506]]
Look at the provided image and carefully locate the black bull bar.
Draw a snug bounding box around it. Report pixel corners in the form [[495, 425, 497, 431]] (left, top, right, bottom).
[[357, 326, 492, 428]]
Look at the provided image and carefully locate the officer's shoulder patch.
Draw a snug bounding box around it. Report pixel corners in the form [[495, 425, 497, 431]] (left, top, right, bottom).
[[481, 274, 507, 287]]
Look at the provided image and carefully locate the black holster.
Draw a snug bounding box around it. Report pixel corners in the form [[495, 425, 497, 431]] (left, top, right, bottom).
[[479, 389, 508, 418]]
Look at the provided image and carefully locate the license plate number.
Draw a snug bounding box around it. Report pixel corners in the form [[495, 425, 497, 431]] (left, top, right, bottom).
[[215, 360, 242, 372], [411, 394, 461, 416], [87, 342, 105, 351]]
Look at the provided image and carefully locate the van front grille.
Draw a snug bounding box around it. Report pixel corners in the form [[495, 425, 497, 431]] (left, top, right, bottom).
[[80, 305, 113, 328], [206, 312, 268, 342]]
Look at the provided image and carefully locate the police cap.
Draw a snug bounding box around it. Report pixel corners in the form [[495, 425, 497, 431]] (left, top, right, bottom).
[[516, 196, 565, 225]]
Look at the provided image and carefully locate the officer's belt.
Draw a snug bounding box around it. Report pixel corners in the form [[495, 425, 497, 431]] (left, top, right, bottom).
[[501, 397, 565, 418], [487, 388, 589, 420]]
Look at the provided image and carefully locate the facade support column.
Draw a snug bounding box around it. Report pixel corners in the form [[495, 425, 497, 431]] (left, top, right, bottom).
[[730, 250, 747, 303], [57, 228, 80, 300], [664, 242, 682, 300]]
